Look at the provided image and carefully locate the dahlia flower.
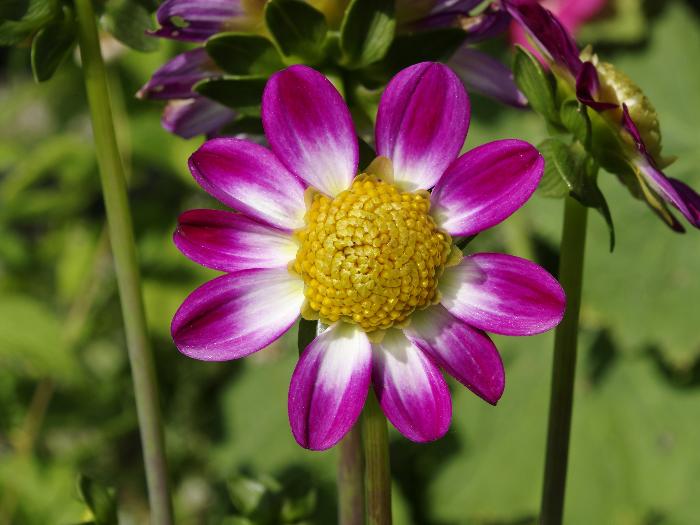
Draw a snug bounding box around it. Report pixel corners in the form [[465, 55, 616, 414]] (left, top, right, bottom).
[[171, 62, 565, 450], [504, 0, 700, 230]]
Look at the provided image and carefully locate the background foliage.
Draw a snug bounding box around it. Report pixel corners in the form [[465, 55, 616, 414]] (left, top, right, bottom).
[[0, 1, 699, 523]]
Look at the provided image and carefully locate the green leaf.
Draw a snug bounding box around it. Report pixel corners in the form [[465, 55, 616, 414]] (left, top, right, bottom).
[[206, 33, 284, 75], [264, 0, 328, 64], [339, 0, 395, 69], [0, 0, 58, 46], [77, 475, 118, 525], [560, 99, 592, 147], [513, 45, 559, 124], [194, 76, 267, 110], [30, 6, 76, 82], [537, 138, 615, 250], [281, 489, 317, 522], [570, 156, 615, 251], [228, 476, 269, 516], [0, 0, 29, 21], [367, 27, 466, 80], [100, 0, 157, 52]]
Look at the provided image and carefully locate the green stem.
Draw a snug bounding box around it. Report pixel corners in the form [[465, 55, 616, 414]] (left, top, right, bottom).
[[74, 2, 174, 523], [539, 197, 588, 525], [337, 425, 365, 525], [362, 391, 392, 525]]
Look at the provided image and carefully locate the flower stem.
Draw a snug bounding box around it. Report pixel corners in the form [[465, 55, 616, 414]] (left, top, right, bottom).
[[362, 391, 392, 525], [338, 425, 366, 525], [74, 1, 174, 523], [539, 196, 588, 525]]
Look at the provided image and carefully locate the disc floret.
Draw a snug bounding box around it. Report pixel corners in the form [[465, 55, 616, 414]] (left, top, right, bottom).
[[293, 175, 452, 331]]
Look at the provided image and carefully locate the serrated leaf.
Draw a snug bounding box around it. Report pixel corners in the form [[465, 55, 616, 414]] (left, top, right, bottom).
[[339, 0, 395, 69], [513, 45, 559, 123], [206, 33, 284, 76], [560, 99, 592, 147], [100, 0, 157, 52], [0, 0, 58, 46], [77, 475, 118, 525], [264, 0, 328, 64], [194, 76, 267, 109], [366, 27, 466, 80], [30, 6, 76, 82], [538, 138, 575, 198]]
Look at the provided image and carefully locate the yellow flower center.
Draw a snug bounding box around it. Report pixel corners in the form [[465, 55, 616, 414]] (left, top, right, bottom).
[[293, 175, 452, 332]]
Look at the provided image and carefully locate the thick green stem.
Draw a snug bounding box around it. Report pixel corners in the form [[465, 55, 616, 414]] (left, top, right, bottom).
[[362, 391, 392, 525], [74, 1, 173, 523], [539, 197, 588, 525], [337, 425, 366, 525]]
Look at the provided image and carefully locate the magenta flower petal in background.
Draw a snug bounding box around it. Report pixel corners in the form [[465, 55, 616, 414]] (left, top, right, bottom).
[[172, 62, 564, 450], [189, 138, 306, 230], [376, 62, 470, 191], [174, 209, 298, 272], [172, 268, 305, 361], [405, 305, 504, 405], [262, 65, 359, 197], [372, 330, 452, 443], [162, 98, 236, 139], [137, 48, 219, 101], [440, 253, 566, 336], [289, 324, 372, 450], [448, 47, 528, 108], [431, 139, 544, 236]]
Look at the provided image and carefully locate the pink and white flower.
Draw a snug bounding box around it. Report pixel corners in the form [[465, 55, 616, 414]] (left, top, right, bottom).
[[171, 62, 565, 450]]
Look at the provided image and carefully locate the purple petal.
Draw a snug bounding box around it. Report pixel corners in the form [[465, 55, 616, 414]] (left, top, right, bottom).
[[161, 97, 236, 139], [372, 329, 452, 443], [151, 0, 248, 42], [171, 268, 304, 361], [459, 8, 511, 44], [431, 139, 543, 236], [262, 65, 358, 197], [138, 48, 219, 100], [621, 105, 700, 229], [404, 305, 504, 405], [575, 61, 617, 111], [174, 209, 298, 272], [440, 253, 565, 336], [189, 138, 307, 230], [504, 0, 582, 76], [376, 62, 470, 191], [289, 323, 371, 451], [448, 47, 527, 108]]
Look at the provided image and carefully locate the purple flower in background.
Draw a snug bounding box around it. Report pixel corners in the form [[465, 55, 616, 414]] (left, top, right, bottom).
[[171, 62, 565, 450], [504, 0, 700, 231], [150, 0, 267, 42]]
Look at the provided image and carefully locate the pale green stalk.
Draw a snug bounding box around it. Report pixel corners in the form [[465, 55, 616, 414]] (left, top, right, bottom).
[[74, 0, 173, 522]]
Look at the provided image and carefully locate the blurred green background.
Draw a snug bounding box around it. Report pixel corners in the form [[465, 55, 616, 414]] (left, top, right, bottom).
[[1, 1, 699, 523]]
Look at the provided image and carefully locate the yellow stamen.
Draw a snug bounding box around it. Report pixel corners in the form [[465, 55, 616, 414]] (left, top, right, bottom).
[[293, 175, 452, 332]]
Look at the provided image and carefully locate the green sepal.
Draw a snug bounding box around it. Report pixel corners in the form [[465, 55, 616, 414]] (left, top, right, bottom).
[[364, 27, 466, 81], [339, 0, 395, 69], [539, 138, 615, 250], [100, 0, 157, 52], [0, 0, 58, 46], [30, 5, 76, 82], [513, 45, 559, 124], [77, 474, 118, 525], [206, 33, 284, 76], [560, 99, 592, 148], [297, 318, 317, 355], [264, 0, 328, 65], [194, 76, 267, 112]]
